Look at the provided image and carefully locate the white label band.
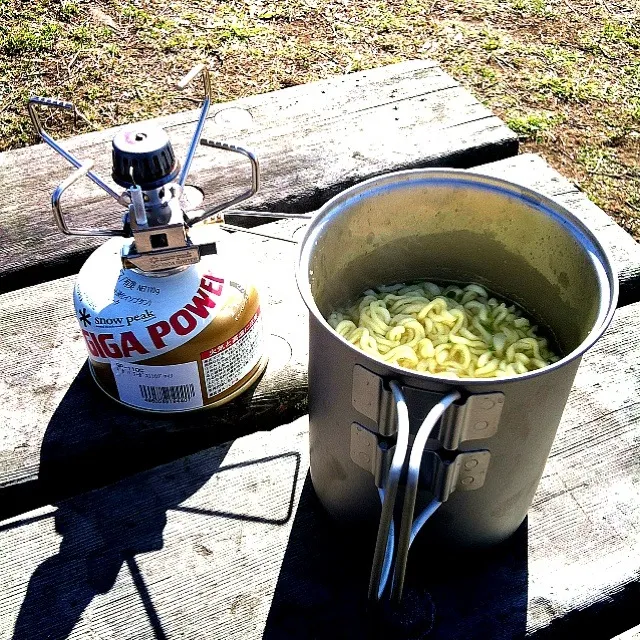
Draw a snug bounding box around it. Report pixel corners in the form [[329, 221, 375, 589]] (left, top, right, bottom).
[[75, 240, 228, 363], [111, 361, 204, 411]]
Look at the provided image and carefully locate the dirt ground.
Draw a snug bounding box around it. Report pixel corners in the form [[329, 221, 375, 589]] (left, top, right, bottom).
[[1, 0, 638, 238]]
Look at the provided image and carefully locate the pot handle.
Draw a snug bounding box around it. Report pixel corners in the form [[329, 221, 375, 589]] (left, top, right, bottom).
[[368, 381, 410, 602], [369, 382, 461, 603], [216, 209, 316, 244]]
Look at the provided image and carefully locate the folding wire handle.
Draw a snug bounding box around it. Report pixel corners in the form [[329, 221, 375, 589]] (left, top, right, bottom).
[[369, 383, 462, 604], [368, 381, 410, 601]]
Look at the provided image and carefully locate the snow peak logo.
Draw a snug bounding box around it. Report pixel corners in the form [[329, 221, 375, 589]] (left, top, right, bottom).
[[81, 274, 224, 360], [94, 309, 156, 328], [95, 316, 125, 327], [78, 308, 92, 327]]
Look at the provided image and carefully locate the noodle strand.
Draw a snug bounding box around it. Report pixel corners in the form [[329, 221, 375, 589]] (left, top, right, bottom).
[[328, 281, 559, 378]]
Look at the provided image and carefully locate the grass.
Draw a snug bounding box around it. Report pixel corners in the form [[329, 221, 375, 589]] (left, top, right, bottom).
[[0, 0, 638, 238], [506, 112, 563, 140]]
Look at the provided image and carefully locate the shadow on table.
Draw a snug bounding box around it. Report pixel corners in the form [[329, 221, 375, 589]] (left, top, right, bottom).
[[263, 475, 529, 640], [10, 364, 302, 640], [2, 358, 305, 520]]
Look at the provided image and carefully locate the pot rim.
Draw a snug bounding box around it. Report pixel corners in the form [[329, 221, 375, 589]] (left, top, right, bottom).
[[296, 167, 619, 385]]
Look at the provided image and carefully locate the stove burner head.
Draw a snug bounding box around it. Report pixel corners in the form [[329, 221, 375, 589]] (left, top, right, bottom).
[[112, 125, 180, 190], [28, 64, 260, 272]]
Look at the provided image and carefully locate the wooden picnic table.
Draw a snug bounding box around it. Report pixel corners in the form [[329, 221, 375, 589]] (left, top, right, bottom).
[[0, 61, 639, 639]]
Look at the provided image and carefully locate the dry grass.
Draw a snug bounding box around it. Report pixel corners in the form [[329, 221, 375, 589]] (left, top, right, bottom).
[[1, 0, 638, 238]]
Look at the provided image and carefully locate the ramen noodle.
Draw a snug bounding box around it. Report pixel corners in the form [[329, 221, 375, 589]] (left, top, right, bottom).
[[327, 282, 559, 378]]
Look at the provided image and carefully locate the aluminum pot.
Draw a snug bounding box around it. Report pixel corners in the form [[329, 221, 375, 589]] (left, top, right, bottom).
[[296, 168, 617, 549]]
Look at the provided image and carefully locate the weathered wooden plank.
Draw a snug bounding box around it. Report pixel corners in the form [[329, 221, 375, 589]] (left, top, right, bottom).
[[0, 302, 638, 639], [0, 419, 310, 640], [0, 60, 517, 293], [474, 154, 640, 307]]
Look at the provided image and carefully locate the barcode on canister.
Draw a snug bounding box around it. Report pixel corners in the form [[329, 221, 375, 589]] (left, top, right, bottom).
[[138, 383, 196, 404]]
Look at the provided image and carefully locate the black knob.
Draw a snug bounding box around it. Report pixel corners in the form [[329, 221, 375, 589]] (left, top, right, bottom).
[[112, 125, 180, 190]]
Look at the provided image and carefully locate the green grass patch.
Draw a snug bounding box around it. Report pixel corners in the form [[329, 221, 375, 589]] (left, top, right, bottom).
[[576, 145, 615, 173], [506, 111, 561, 139], [121, 4, 154, 23], [510, 0, 551, 16], [602, 19, 640, 48], [534, 75, 602, 102], [0, 22, 60, 56], [360, 4, 403, 34], [482, 32, 502, 52], [59, 1, 79, 20], [478, 66, 497, 80], [215, 21, 267, 41]]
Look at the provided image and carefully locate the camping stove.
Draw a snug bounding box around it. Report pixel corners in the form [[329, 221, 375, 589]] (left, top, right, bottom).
[[29, 65, 269, 412]]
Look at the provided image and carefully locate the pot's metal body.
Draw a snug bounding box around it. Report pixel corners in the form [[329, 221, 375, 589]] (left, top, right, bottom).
[[297, 169, 617, 547]]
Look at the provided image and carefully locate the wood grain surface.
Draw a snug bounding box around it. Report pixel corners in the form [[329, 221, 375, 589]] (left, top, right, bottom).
[[0, 301, 637, 639], [613, 625, 640, 640], [0, 60, 518, 293]]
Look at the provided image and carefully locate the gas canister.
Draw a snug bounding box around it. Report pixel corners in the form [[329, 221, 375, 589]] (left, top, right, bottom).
[[30, 65, 267, 412]]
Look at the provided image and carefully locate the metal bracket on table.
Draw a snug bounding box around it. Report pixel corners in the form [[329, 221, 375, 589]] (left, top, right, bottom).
[[215, 208, 315, 244], [421, 449, 491, 501], [438, 393, 504, 449], [352, 364, 503, 441], [351, 365, 501, 495], [351, 422, 491, 499], [350, 423, 396, 487], [352, 364, 403, 436]]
